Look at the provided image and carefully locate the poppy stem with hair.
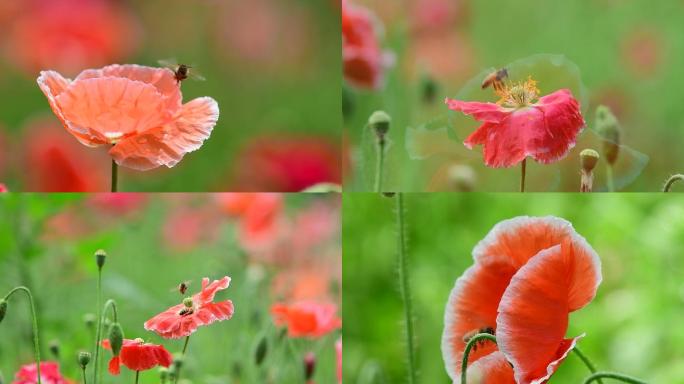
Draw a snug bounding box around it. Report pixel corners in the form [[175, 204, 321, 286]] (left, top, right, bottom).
[[395, 193, 417, 383], [111, 158, 118, 192], [520, 158, 527, 192], [374, 140, 386, 193], [2, 287, 42, 384], [663, 174, 684, 192], [572, 347, 603, 384], [582, 372, 648, 384], [93, 250, 106, 384], [460, 333, 497, 384], [173, 336, 191, 384]]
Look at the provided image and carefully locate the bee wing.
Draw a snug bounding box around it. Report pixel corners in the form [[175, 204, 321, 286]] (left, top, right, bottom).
[[157, 58, 179, 69], [188, 69, 206, 81]]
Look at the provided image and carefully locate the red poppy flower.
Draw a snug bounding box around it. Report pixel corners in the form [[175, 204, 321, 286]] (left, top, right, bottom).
[[12, 361, 71, 384], [271, 301, 341, 338], [342, 0, 385, 89], [37, 64, 219, 171], [446, 79, 585, 168], [102, 338, 172, 375], [442, 216, 601, 383], [144, 276, 234, 339], [0, 183, 7, 192], [216, 193, 283, 251]]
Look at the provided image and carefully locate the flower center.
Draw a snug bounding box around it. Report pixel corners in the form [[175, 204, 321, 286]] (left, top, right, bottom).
[[178, 297, 195, 316], [133, 337, 144, 345], [495, 77, 540, 108]]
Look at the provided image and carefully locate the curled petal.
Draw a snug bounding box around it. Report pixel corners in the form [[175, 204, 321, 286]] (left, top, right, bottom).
[[198, 276, 232, 304]]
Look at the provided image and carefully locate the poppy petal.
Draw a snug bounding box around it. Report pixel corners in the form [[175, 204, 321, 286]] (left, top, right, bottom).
[[445, 99, 510, 123], [496, 243, 600, 384], [108, 356, 121, 375], [109, 96, 218, 170], [465, 351, 515, 384], [441, 262, 515, 381], [198, 276, 231, 304], [36, 70, 71, 123]]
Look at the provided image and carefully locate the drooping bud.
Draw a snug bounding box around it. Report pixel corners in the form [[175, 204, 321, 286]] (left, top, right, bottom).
[[108, 322, 124, 356], [368, 111, 391, 144], [0, 299, 7, 323], [83, 313, 96, 329], [580, 149, 600, 193], [49, 339, 60, 358], [594, 105, 621, 165], [95, 249, 107, 270], [304, 352, 316, 380], [254, 335, 268, 366], [78, 351, 91, 369], [447, 164, 476, 192]]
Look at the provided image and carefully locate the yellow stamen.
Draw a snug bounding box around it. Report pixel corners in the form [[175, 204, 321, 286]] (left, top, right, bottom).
[[494, 76, 540, 108]]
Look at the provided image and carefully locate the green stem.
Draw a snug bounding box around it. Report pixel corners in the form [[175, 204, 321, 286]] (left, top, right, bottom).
[[460, 333, 497, 384], [111, 159, 118, 192], [173, 336, 191, 384], [103, 299, 118, 323], [573, 347, 603, 384], [395, 194, 416, 384], [583, 372, 648, 384], [663, 174, 684, 192], [135, 371, 140, 384], [374, 138, 386, 193], [82, 368, 87, 384], [606, 164, 615, 192], [93, 268, 103, 384], [4, 287, 42, 384], [520, 158, 527, 192]]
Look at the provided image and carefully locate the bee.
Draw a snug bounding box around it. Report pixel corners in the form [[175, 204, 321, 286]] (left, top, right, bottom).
[[481, 68, 508, 92], [158, 59, 206, 84], [170, 281, 192, 295], [462, 326, 495, 352], [178, 307, 194, 316]]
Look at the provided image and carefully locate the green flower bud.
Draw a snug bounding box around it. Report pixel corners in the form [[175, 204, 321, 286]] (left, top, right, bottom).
[[83, 313, 96, 329], [78, 351, 91, 368], [594, 105, 621, 165], [108, 322, 124, 356], [420, 73, 439, 104], [0, 299, 7, 323], [173, 353, 184, 369], [95, 249, 107, 269], [159, 367, 169, 383], [254, 335, 268, 366], [368, 111, 391, 143], [49, 339, 60, 358], [580, 149, 600, 172]]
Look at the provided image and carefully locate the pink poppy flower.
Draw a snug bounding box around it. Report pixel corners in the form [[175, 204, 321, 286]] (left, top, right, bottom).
[[446, 78, 585, 168], [271, 301, 341, 338], [5, 0, 140, 76], [37, 64, 219, 171], [216, 193, 283, 251], [12, 362, 71, 384], [342, 0, 385, 89], [336, 338, 343, 383], [102, 338, 172, 375], [87, 193, 147, 214], [0, 183, 7, 192], [442, 216, 601, 383], [144, 276, 234, 339]]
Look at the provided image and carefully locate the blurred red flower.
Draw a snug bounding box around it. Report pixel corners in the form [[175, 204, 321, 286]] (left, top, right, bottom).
[[87, 193, 147, 214], [0, 183, 7, 192], [162, 207, 220, 252], [4, 0, 140, 76], [271, 301, 341, 338], [216, 193, 283, 251], [446, 79, 585, 168], [22, 118, 108, 192], [410, 0, 468, 35], [145, 276, 234, 339], [12, 362, 71, 384], [232, 135, 341, 191], [102, 338, 172, 375], [342, 0, 386, 89]]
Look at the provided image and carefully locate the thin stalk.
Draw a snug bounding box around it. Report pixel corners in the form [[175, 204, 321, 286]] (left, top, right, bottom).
[[81, 367, 87, 384], [573, 347, 603, 384], [135, 371, 140, 384], [111, 159, 118, 192], [173, 336, 191, 384], [520, 158, 527, 192], [583, 372, 648, 384], [663, 174, 684, 192], [102, 299, 118, 322], [4, 287, 42, 384], [606, 165, 615, 192], [395, 194, 416, 383], [93, 268, 103, 384], [374, 138, 386, 193], [460, 333, 497, 384]]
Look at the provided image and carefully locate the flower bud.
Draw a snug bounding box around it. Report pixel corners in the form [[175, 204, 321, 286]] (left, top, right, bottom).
[[594, 105, 621, 165], [580, 149, 600, 173], [0, 299, 7, 323], [173, 353, 184, 369], [108, 322, 124, 356], [254, 335, 268, 366], [83, 313, 96, 329], [368, 111, 391, 144], [159, 367, 169, 383], [95, 249, 107, 270], [304, 352, 316, 380], [49, 339, 60, 358], [78, 351, 91, 368], [447, 164, 476, 192]]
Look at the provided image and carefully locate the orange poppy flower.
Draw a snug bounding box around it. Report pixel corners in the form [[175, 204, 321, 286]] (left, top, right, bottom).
[[442, 216, 601, 383], [271, 301, 341, 338], [37, 64, 219, 171]]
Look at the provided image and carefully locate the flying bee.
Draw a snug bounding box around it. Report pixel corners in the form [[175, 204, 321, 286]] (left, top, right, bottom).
[[481, 68, 508, 92], [170, 281, 192, 295], [158, 59, 206, 84], [462, 326, 495, 352]]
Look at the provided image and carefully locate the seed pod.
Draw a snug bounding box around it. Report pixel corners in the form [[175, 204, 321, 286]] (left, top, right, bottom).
[[368, 111, 391, 144], [108, 322, 124, 356], [78, 351, 91, 368], [95, 249, 107, 269], [0, 299, 7, 323], [254, 335, 268, 366], [580, 149, 600, 173], [594, 105, 621, 165]]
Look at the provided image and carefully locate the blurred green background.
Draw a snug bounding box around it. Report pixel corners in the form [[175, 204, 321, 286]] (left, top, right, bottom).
[[344, 0, 684, 192], [343, 193, 684, 382], [0, 193, 341, 383], [0, 0, 341, 192]]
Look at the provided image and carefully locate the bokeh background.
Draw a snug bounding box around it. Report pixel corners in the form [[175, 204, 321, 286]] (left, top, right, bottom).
[[0, 193, 341, 383], [344, 193, 684, 382], [343, 0, 684, 192], [0, 0, 341, 192]]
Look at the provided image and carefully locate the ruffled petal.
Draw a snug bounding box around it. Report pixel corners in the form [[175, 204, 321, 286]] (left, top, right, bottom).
[[144, 304, 185, 336], [496, 243, 601, 384], [108, 356, 121, 375], [442, 262, 516, 381], [465, 351, 516, 384], [528, 89, 585, 164], [109, 96, 219, 170], [445, 99, 510, 123], [198, 276, 231, 304]]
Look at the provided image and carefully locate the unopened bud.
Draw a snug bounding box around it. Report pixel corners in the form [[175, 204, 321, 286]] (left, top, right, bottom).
[[95, 249, 107, 270], [108, 323, 124, 356], [420, 73, 439, 104], [368, 111, 391, 143], [254, 335, 268, 366], [49, 339, 60, 358], [594, 105, 621, 165], [580, 149, 600, 172], [304, 352, 316, 380], [0, 299, 7, 323], [173, 353, 184, 369], [159, 367, 169, 383], [83, 313, 96, 329], [78, 351, 91, 368], [447, 164, 476, 192]]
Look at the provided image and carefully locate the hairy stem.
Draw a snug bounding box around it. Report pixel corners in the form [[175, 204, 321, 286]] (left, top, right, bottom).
[[460, 333, 497, 384], [111, 159, 118, 192], [93, 268, 103, 384], [374, 138, 386, 193], [573, 347, 603, 384], [663, 174, 684, 192], [520, 158, 527, 192], [5, 287, 42, 384], [583, 372, 648, 384], [173, 336, 191, 384], [395, 194, 416, 383]]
